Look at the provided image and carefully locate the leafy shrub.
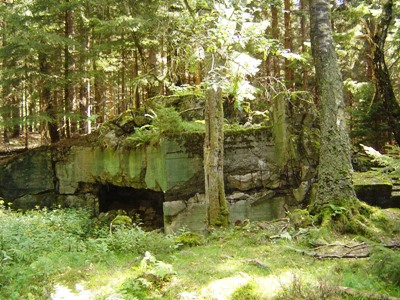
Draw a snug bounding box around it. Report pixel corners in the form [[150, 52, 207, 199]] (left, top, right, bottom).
[[119, 252, 175, 299]]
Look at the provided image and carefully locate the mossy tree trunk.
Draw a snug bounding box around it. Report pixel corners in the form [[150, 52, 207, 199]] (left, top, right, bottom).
[[309, 0, 357, 212], [364, 0, 400, 145], [204, 84, 229, 227]]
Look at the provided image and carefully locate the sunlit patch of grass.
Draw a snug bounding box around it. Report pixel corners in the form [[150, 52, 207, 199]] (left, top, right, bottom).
[[2, 206, 399, 299]]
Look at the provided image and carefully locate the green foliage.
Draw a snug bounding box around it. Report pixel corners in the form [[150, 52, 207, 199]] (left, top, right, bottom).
[[122, 125, 159, 148], [173, 231, 206, 248], [0, 206, 174, 299], [231, 281, 261, 300], [119, 251, 175, 299], [328, 204, 347, 217], [371, 248, 400, 285], [152, 106, 184, 134], [107, 226, 175, 255]]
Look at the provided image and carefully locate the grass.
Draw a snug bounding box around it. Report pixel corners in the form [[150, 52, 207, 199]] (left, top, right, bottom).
[[0, 202, 399, 299]]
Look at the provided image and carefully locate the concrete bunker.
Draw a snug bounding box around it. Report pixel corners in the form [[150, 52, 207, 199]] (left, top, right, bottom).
[[98, 184, 164, 229]]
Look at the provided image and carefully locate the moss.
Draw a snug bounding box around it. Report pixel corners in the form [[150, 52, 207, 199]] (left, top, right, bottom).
[[289, 209, 313, 228], [174, 232, 205, 248], [231, 281, 261, 300], [111, 215, 132, 226]]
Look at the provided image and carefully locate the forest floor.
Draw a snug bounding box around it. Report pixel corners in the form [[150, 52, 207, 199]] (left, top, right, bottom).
[[1, 205, 399, 300], [0, 133, 45, 152]]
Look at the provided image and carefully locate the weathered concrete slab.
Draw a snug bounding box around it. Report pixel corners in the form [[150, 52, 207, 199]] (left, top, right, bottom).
[[353, 171, 393, 208]]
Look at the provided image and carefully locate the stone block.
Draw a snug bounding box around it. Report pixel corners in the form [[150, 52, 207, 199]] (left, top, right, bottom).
[[164, 194, 207, 234], [353, 171, 392, 208]]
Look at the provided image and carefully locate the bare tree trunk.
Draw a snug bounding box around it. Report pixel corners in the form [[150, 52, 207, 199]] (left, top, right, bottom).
[[64, 0, 76, 138], [300, 0, 308, 89], [309, 0, 356, 212], [204, 77, 229, 228], [133, 50, 141, 109], [365, 0, 400, 145], [284, 0, 294, 88], [39, 53, 60, 143], [271, 5, 280, 78]]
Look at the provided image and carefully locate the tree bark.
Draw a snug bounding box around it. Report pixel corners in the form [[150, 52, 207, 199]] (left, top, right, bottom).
[[39, 53, 60, 143], [365, 0, 400, 145], [309, 0, 356, 211], [204, 82, 229, 227], [300, 0, 308, 89], [271, 5, 280, 78], [64, 0, 76, 138], [284, 0, 294, 88]]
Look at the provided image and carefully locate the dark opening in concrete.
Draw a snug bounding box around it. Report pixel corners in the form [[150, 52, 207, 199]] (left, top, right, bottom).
[[99, 184, 164, 229]]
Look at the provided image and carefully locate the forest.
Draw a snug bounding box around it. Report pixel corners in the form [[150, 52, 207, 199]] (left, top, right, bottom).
[[0, 0, 398, 148], [0, 0, 400, 299]]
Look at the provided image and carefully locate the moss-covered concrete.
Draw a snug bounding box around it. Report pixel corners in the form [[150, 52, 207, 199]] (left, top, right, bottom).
[[353, 171, 393, 208], [0, 125, 321, 232], [0, 148, 54, 201], [56, 139, 201, 195]]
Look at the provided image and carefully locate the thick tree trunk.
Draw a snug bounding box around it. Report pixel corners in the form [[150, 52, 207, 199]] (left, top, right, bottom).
[[309, 0, 356, 211], [365, 0, 400, 145], [204, 84, 229, 227]]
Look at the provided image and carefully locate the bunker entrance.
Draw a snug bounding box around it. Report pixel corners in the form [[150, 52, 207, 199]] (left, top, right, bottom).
[[99, 184, 164, 230]]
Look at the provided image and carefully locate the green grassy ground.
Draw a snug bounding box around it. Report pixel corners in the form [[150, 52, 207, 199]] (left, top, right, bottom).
[[1, 203, 399, 299]]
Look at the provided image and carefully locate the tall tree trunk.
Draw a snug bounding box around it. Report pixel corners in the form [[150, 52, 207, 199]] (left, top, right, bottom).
[[39, 53, 60, 143], [133, 50, 141, 108], [271, 5, 280, 78], [284, 0, 294, 88], [147, 47, 158, 99], [204, 82, 229, 227], [120, 45, 126, 113], [365, 0, 400, 145], [309, 0, 356, 212], [300, 0, 308, 89], [64, 0, 76, 138]]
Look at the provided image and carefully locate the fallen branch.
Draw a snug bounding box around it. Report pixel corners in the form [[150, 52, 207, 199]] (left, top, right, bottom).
[[286, 247, 370, 259], [338, 286, 400, 300], [313, 242, 367, 250], [246, 259, 270, 269]]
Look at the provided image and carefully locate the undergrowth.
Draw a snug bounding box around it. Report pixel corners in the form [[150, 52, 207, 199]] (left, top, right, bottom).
[[0, 201, 399, 299]]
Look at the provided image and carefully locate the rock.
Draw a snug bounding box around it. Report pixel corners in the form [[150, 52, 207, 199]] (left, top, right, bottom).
[[227, 172, 263, 191], [164, 194, 207, 234], [163, 200, 186, 217], [289, 209, 312, 228], [0, 149, 54, 201], [353, 171, 393, 208], [228, 190, 286, 223], [226, 192, 250, 202], [293, 181, 311, 203]]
